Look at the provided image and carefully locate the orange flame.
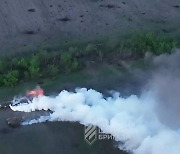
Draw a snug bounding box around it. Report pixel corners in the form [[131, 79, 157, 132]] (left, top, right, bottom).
[[27, 86, 44, 97]]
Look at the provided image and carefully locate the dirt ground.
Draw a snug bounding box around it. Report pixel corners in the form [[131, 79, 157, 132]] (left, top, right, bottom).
[[0, 0, 179, 55]]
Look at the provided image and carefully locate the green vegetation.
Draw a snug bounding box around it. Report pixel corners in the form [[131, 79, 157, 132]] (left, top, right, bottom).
[[59, 51, 81, 73], [3, 70, 19, 87], [0, 50, 82, 87], [47, 65, 59, 78], [0, 32, 179, 87], [120, 32, 177, 56]]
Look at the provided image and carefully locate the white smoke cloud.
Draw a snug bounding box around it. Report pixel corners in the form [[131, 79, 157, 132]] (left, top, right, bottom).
[[9, 87, 180, 154], [9, 51, 180, 154]]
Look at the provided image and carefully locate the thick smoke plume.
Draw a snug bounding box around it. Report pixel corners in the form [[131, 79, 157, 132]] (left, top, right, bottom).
[[10, 50, 180, 154]]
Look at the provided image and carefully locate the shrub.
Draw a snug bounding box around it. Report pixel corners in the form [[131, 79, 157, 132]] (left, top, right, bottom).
[[61, 52, 72, 64], [3, 70, 19, 87], [35, 50, 48, 63], [61, 52, 73, 73], [85, 44, 97, 54], [60, 52, 80, 73], [156, 37, 175, 54], [29, 66, 40, 78], [28, 55, 40, 78], [47, 65, 59, 77], [121, 32, 176, 56], [12, 58, 19, 66], [30, 55, 40, 66], [18, 58, 29, 69], [68, 47, 78, 54], [71, 59, 79, 71]]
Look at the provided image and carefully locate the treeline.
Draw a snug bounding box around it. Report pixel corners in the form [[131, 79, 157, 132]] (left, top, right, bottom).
[[0, 51, 81, 87], [0, 32, 178, 87]]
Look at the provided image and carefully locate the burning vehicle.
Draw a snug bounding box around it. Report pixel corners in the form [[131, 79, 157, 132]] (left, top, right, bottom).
[[0, 86, 44, 109], [0, 86, 46, 128]]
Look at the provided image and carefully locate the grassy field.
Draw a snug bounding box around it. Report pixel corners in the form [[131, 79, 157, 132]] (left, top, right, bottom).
[[0, 32, 179, 94], [0, 57, 152, 104]]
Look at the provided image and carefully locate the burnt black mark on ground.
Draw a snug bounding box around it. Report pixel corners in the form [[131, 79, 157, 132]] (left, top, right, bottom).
[[23, 30, 37, 35], [99, 4, 117, 9], [28, 8, 35, 12], [173, 5, 180, 8], [122, 2, 126, 5], [57, 17, 71, 22]]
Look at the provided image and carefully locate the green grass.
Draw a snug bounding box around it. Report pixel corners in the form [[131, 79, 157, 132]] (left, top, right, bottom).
[[42, 71, 90, 91], [99, 64, 126, 76], [129, 59, 152, 70], [0, 80, 37, 101], [0, 32, 179, 89], [120, 32, 178, 56], [0, 63, 128, 102], [0, 70, 90, 101]]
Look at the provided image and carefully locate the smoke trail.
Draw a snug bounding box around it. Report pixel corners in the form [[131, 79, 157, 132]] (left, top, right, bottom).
[[10, 51, 180, 154], [9, 88, 179, 154]]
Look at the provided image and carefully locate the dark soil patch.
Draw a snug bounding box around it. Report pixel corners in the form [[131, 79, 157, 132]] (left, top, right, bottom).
[[122, 2, 126, 5], [57, 17, 71, 22], [173, 5, 180, 8], [99, 4, 118, 9], [27, 8, 35, 12], [23, 30, 37, 35]]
